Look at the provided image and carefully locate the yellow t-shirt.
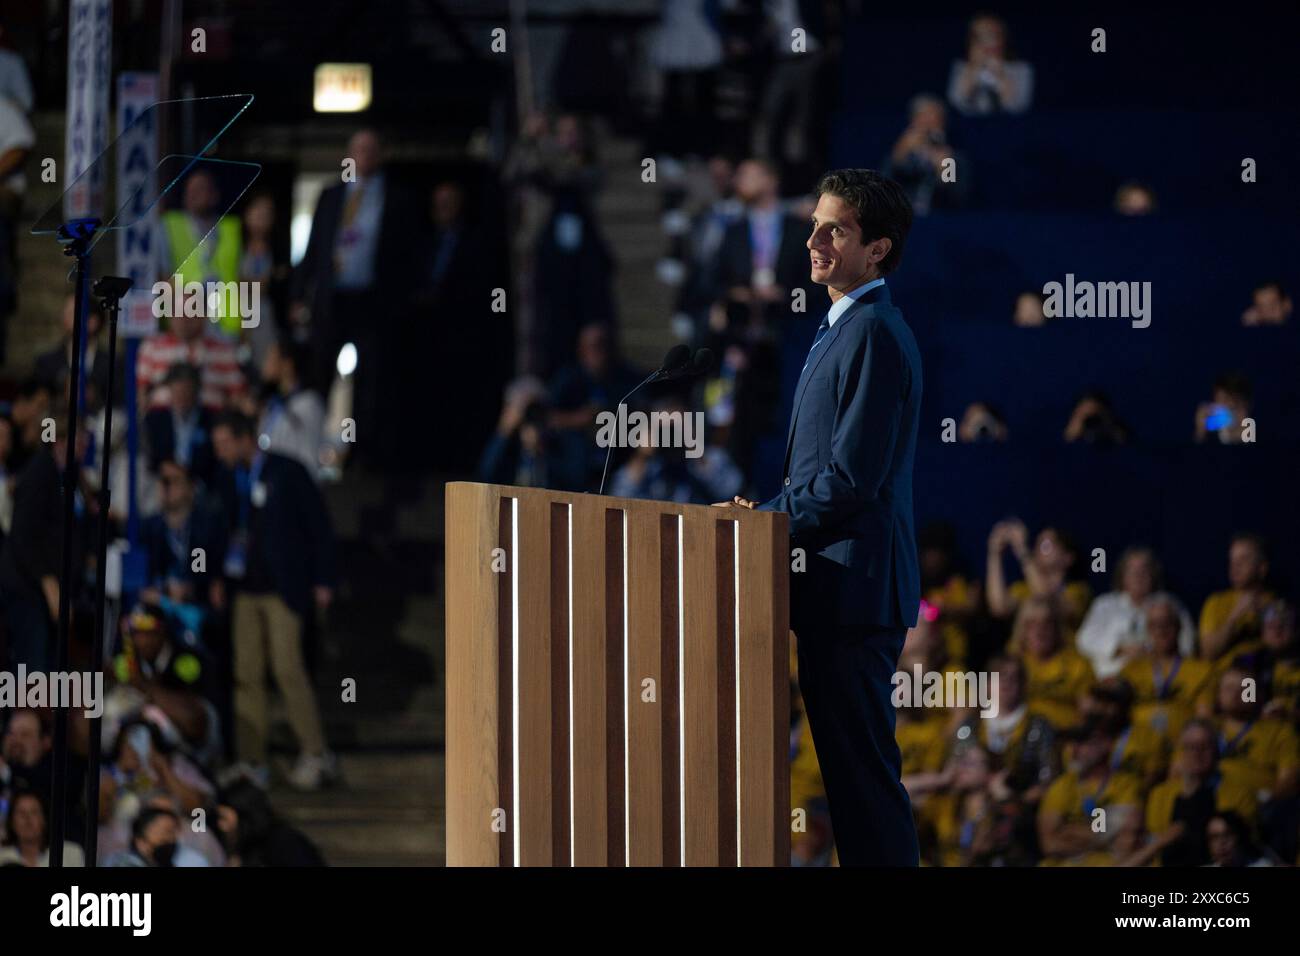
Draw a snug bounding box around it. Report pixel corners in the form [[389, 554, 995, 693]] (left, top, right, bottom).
[[789, 716, 826, 814], [1215, 716, 1300, 796], [1271, 660, 1300, 719], [926, 575, 977, 666], [1009, 579, 1093, 639], [1122, 655, 1214, 739], [1109, 721, 1172, 789], [1200, 590, 1274, 657], [1144, 775, 1258, 838], [1038, 768, 1144, 832], [896, 713, 950, 776], [1024, 648, 1096, 730]]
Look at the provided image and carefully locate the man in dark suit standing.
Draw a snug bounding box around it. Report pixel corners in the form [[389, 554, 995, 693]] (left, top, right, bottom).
[[289, 129, 417, 465], [720, 169, 922, 865]]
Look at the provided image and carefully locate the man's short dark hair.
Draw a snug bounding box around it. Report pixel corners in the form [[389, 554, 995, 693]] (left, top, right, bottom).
[[814, 168, 914, 274], [213, 410, 256, 439], [1253, 279, 1289, 299]]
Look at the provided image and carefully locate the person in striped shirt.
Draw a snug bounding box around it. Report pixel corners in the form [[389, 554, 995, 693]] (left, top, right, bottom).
[[137, 308, 248, 413]]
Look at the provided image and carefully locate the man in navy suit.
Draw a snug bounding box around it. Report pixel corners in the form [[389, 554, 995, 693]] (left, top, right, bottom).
[[720, 169, 922, 864]]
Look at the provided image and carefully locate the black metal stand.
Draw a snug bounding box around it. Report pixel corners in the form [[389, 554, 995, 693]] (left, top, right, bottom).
[[47, 218, 100, 868], [82, 275, 132, 867]]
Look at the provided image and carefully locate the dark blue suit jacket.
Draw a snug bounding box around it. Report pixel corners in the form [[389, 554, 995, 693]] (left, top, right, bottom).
[[759, 282, 922, 635]]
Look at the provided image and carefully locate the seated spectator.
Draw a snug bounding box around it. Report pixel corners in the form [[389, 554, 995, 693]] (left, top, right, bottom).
[[1121, 593, 1214, 738], [609, 399, 743, 505], [973, 655, 1058, 799], [105, 805, 183, 867], [1211, 665, 1299, 803], [107, 603, 220, 764], [139, 459, 228, 621], [918, 522, 982, 667], [215, 776, 325, 866], [1145, 718, 1257, 866], [1076, 549, 1194, 678], [947, 13, 1034, 116], [884, 94, 968, 214], [1077, 678, 1170, 791], [923, 744, 1004, 866], [477, 380, 587, 492], [144, 362, 216, 485], [1015, 595, 1095, 730], [1, 387, 66, 670], [987, 519, 1091, 633], [1037, 722, 1142, 865], [1062, 390, 1130, 445], [0, 789, 83, 867], [97, 791, 222, 867], [1249, 600, 1300, 723], [1206, 810, 1276, 867], [255, 335, 325, 478], [105, 716, 215, 818], [958, 401, 1008, 442], [0, 709, 51, 800], [548, 324, 646, 485], [137, 303, 248, 413], [33, 295, 111, 410], [1012, 291, 1046, 327], [1240, 280, 1291, 326], [1194, 370, 1253, 444], [1199, 532, 1273, 661], [1113, 181, 1157, 216]]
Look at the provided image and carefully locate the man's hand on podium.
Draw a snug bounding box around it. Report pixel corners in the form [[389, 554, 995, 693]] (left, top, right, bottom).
[[712, 496, 757, 509]]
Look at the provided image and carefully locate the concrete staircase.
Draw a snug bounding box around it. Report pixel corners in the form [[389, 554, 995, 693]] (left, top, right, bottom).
[[591, 133, 676, 371]]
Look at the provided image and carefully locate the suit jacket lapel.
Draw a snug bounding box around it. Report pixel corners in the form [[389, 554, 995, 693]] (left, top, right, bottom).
[[784, 306, 854, 465], [782, 283, 891, 470]]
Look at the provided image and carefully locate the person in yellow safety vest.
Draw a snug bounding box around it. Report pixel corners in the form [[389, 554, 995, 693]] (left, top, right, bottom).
[[160, 168, 243, 337]]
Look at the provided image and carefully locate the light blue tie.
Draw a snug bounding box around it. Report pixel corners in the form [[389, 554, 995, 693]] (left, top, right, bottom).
[[800, 315, 831, 376]]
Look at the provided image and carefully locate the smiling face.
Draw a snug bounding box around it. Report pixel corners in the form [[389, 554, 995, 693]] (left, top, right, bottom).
[[807, 193, 881, 292]]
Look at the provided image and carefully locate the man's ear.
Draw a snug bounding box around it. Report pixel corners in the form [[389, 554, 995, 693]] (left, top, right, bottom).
[[866, 236, 892, 266]]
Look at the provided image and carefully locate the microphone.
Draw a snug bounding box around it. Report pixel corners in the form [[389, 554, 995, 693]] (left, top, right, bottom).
[[597, 346, 710, 496]]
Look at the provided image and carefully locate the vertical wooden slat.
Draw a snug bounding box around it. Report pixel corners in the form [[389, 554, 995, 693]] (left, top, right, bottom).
[[737, 514, 791, 866], [549, 503, 571, 865], [604, 510, 626, 866], [514, 496, 553, 865], [716, 519, 738, 866], [681, 512, 720, 865], [569, 499, 609, 865], [445, 483, 507, 866], [659, 514, 681, 866], [624, 507, 663, 865], [496, 497, 514, 868]]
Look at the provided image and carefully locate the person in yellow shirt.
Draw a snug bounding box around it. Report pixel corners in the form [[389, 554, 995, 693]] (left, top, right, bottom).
[[977, 654, 1059, 799], [1199, 533, 1274, 661], [1241, 600, 1300, 724], [986, 518, 1092, 639], [1077, 678, 1170, 792], [1122, 593, 1214, 740], [918, 521, 982, 666], [1016, 595, 1096, 730], [1037, 723, 1144, 865], [1145, 718, 1258, 866], [1211, 664, 1300, 801]]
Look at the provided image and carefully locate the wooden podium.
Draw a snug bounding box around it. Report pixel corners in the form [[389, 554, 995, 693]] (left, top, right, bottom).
[[445, 482, 790, 866]]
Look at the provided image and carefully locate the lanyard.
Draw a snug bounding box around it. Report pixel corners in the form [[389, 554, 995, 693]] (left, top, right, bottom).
[[1109, 727, 1132, 772], [1153, 657, 1182, 700], [1219, 721, 1253, 758], [236, 453, 266, 528]]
